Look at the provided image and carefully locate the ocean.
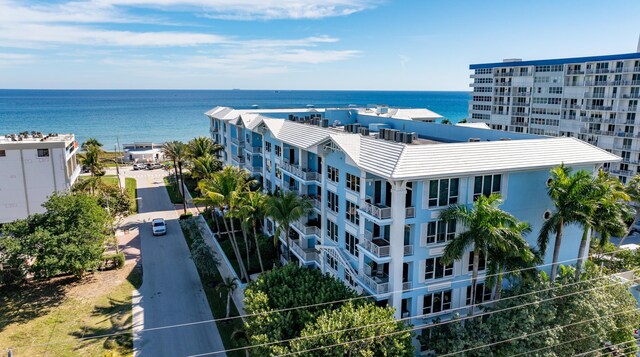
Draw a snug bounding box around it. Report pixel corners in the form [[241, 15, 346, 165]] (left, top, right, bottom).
[[0, 90, 470, 149]]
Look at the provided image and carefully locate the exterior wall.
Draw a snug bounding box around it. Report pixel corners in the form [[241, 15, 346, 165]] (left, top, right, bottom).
[[0, 142, 79, 224], [209, 112, 602, 329], [469, 53, 640, 183]]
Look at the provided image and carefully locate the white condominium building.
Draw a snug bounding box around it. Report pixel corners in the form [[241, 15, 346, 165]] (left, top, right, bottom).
[[206, 105, 617, 331], [468, 50, 640, 183], [0, 132, 81, 224]]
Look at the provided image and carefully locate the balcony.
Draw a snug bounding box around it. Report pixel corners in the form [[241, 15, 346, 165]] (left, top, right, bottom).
[[610, 169, 635, 176], [245, 146, 262, 154], [360, 200, 392, 220], [249, 165, 262, 175], [579, 128, 614, 136], [281, 161, 320, 183], [494, 82, 512, 87], [405, 206, 416, 218], [581, 117, 616, 124], [402, 281, 413, 291], [622, 157, 640, 165], [231, 154, 245, 164], [404, 244, 414, 256], [512, 92, 531, 97], [231, 137, 245, 147], [290, 240, 319, 264], [566, 69, 585, 75], [562, 104, 582, 110], [584, 105, 613, 111], [616, 132, 636, 138], [359, 270, 389, 294], [291, 219, 320, 237], [561, 115, 577, 120], [360, 231, 390, 258]]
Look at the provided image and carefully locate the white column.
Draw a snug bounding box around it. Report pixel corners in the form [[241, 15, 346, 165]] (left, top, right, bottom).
[[358, 169, 367, 275], [319, 153, 328, 273], [389, 180, 407, 319]]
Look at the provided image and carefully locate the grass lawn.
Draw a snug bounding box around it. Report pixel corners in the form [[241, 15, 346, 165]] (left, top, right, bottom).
[[179, 219, 247, 357], [0, 265, 142, 356], [163, 176, 184, 204]]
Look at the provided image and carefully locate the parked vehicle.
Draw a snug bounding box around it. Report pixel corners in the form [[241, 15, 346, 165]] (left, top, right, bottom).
[[147, 163, 163, 170], [133, 163, 146, 170], [152, 218, 167, 236]]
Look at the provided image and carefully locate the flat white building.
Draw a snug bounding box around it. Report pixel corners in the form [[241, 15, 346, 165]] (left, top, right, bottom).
[[0, 132, 80, 224], [468, 50, 640, 182], [123, 142, 165, 163]]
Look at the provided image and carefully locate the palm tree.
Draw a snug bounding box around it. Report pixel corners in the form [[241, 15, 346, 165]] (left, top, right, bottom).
[[196, 166, 251, 282], [79, 138, 105, 179], [217, 277, 239, 318], [618, 174, 640, 246], [162, 141, 188, 213], [575, 171, 630, 278], [264, 191, 312, 262], [191, 154, 222, 180], [188, 136, 223, 159], [538, 165, 594, 283], [238, 191, 268, 272], [81, 137, 103, 150], [441, 194, 529, 315], [485, 221, 536, 301]]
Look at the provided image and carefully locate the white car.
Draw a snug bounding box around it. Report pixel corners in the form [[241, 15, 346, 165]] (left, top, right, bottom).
[[152, 218, 167, 236]]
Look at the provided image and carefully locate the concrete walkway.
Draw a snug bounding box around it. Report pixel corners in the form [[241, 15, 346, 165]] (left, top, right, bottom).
[[123, 170, 226, 357]]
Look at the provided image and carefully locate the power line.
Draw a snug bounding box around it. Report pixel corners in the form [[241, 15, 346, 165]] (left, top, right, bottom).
[[4, 245, 636, 353], [185, 270, 639, 356], [274, 307, 640, 357], [572, 337, 639, 357]]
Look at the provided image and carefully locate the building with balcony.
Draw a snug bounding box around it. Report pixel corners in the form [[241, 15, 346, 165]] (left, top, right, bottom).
[[205, 105, 618, 330], [0, 132, 80, 224], [468, 49, 640, 183]]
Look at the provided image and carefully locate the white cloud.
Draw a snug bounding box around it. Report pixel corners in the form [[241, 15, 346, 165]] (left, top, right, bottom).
[[98, 0, 377, 20], [0, 53, 35, 66]]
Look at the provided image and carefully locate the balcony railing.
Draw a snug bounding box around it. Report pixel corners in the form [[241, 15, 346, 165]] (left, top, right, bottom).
[[584, 105, 613, 111], [245, 146, 262, 154], [232, 155, 245, 164], [566, 69, 585, 75], [581, 117, 616, 124], [290, 239, 319, 263], [360, 200, 392, 220], [311, 198, 322, 211], [622, 157, 640, 165], [512, 92, 532, 97], [616, 132, 636, 138], [359, 271, 389, 294], [360, 232, 390, 258], [404, 245, 414, 256], [281, 161, 319, 182], [579, 128, 614, 136], [610, 169, 635, 176], [494, 82, 512, 87], [402, 281, 413, 291], [249, 165, 262, 175], [291, 219, 320, 236], [405, 206, 416, 218]]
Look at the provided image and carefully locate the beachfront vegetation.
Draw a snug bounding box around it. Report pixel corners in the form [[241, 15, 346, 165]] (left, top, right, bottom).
[[0, 192, 111, 281]]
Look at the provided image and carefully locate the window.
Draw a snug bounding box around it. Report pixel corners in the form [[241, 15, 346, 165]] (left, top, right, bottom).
[[37, 148, 50, 157], [327, 219, 338, 242], [326, 254, 338, 271], [423, 290, 452, 315], [473, 174, 502, 200], [425, 257, 453, 280], [275, 145, 282, 157], [327, 191, 339, 213], [346, 200, 359, 225], [265, 159, 272, 173], [346, 173, 360, 192], [428, 178, 459, 207], [0, 150, 5, 157], [265, 141, 272, 153], [548, 87, 563, 94], [328, 165, 339, 183], [425, 220, 456, 245], [345, 232, 359, 257], [466, 283, 492, 305], [345, 271, 357, 288], [275, 164, 281, 179], [468, 251, 487, 272]]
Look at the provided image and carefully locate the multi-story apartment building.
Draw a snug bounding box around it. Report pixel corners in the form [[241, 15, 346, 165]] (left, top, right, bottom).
[[468, 50, 640, 183], [205, 106, 617, 330], [0, 132, 80, 224]]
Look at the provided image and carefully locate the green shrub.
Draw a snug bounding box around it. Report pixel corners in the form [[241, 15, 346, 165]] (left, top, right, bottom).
[[103, 253, 126, 269], [179, 212, 193, 220]]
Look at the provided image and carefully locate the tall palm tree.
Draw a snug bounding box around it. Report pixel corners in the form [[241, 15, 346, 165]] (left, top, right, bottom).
[[162, 141, 188, 213], [485, 221, 536, 301], [191, 154, 222, 180], [196, 166, 251, 282], [217, 277, 239, 318], [264, 191, 312, 262], [441, 194, 528, 315], [575, 171, 630, 278], [538, 165, 594, 283], [81, 137, 103, 150], [188, 136, 223, 159], [238, 191, 268, 272], [79, 138, 105, 179], [618, 174, 640, 246]]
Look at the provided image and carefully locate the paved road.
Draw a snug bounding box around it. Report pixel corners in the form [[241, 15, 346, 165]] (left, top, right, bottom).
[[127, 170, 226, 357]]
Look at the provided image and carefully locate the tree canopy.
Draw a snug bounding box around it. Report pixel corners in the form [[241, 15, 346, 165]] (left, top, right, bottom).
[[1, 192, 111, 279]]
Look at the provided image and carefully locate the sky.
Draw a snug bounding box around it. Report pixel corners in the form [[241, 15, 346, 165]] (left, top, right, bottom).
[[0, 0, 639, 91]]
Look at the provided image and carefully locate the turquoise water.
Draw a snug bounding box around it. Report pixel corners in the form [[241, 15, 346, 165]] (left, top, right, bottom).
[[0, 90, 470, 148]]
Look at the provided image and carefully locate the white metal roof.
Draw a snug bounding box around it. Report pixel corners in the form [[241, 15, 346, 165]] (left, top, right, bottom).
[[357, 108, 443, 120], [252, 118, 619, 180], [455, 122, 491, 129]]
